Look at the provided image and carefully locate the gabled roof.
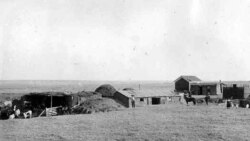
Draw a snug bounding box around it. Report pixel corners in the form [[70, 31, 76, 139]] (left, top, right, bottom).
[[117, 90, 136, 98], [174, 75, 201, 82]]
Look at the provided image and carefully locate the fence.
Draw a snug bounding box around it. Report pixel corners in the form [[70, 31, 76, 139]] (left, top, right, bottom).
[[45, 107, 60, 116]]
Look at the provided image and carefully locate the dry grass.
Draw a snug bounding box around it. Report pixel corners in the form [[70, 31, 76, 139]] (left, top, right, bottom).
[[0, 80, 249, 141], [1, 103, 250, 141]]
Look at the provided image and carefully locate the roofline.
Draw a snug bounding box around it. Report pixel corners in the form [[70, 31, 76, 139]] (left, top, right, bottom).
[[174, 75, 201, 82], [23, 92, 75, 97], [190, 81, 225, 85], [174, 76, 184, 82], [135, 95, 180, 98], [118, 90, 178, 98]]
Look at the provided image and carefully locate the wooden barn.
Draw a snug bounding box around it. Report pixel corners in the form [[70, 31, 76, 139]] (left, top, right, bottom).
[[114, 89, 180, 108], [174, 75, 201, 92], [189, 81, 223, 96]]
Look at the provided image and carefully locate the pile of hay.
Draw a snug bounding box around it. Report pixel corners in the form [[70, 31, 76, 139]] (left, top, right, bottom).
[[95, 84, 117, 97], [77, 91, 101, 98], [72, 98, 118, 114]]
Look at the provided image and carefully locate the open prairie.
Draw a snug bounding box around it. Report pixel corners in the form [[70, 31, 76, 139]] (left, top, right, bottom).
[[0, 80, 173, 101], [0, 80, 173, 93], [1, 103, 250, 141]]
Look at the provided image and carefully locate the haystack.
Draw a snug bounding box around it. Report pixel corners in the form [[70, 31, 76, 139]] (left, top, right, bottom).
[[72, 98, 119, 114], [95, 84, 117, 97]]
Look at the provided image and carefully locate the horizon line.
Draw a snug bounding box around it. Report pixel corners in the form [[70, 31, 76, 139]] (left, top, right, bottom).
[[0, 79, 249, 82]]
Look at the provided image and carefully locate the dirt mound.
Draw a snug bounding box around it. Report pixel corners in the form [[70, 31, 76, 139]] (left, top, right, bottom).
[[72, 98, 120, 114], [95, 84, 117, 97]]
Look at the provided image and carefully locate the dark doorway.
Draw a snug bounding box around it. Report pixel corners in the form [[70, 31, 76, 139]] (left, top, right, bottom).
[[199, 86, 203, 95], [152, 98, 161, 105]]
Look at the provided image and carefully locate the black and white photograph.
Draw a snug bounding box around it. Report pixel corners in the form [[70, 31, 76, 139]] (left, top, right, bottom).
[[0, 0, 250, 140]]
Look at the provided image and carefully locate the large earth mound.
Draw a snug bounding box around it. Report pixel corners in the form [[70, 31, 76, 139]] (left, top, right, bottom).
[[95, 84, 117, 97]]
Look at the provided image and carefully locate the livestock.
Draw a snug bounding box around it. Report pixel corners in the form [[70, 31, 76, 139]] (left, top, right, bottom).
[[204, 95, 210, 105], [226, 100, 234, 108], [231, 102, 235, 108], [13, 105, 21, 118], [167, 97, 172, 102], [23, 110, 32, 119], [15, 109, 20, 118], [9, 114, 15, 119], [183, 94, 196, 105], [235, 104, 239, 108], [0, 108, 13, 120], [4, 101, 12, 107], [178, 93, 186, 104]]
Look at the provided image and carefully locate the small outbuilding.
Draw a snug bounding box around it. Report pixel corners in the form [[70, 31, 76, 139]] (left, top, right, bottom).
[[114, 89, 180, 108], [174, 75, 201, 92], [21, 92, 80, 109]]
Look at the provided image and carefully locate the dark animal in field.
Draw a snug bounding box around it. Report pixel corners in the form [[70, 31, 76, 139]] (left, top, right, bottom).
[[226, 100, 231, 108], [239, 95, 250, 108], [204, 95, 210, 105], [184, 94, 196, 105], [0, 108, 14, 120]]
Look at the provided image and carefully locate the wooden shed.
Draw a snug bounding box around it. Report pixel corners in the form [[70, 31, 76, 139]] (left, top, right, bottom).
[[189, 81, 223, 96], [174, 76, 201, 92]]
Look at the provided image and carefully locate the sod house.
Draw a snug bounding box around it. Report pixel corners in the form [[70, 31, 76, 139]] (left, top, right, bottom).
[[114, 89, 180, 108]]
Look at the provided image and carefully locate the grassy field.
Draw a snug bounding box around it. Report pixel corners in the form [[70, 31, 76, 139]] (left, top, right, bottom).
[[1, 80, 250, 141], [1, 103, 250, 141]]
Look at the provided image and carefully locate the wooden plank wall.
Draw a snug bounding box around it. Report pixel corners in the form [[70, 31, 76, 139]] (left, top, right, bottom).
[[244, 87, 250, 98]]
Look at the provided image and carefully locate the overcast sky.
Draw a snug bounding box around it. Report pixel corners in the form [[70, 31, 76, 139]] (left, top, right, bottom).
[[0, 0, 250, 81]]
